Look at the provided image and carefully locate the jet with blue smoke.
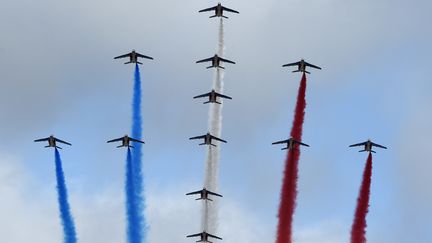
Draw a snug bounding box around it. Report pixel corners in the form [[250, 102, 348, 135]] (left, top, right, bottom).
[[54, 148, 77, 243]]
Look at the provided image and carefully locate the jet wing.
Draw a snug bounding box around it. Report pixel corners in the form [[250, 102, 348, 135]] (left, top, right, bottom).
[[371, 142, 387, 149], [215, 92, 232, 99], [55, 138, 72, 146], [305, 61, 322, 70], [107, 137, 123, 143], [193, 92, 211, 99], [282, 61, 300, 67], [186, 190, 202, 196], [207, 233, 222, 240], [114, 53, 131, 59], [222, 6, 239, 14], [136, 53, 154, 60], [199, 6, 217, 12], [210, 135, 227, 143], [349, 142, 367, 147], [189, 135, 206, 140], [272, 139, 290, 145], [219, 57, 236, 64], [187, 233, 202, 238], [129, 137, 145, 144], [196, 57, 213, 63], [207, 191, 223, 197], [34, 137, 50, 142]]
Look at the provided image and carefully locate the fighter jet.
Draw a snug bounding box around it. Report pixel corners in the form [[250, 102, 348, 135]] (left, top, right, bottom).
[[196, 54, 235, 69], [272, 137, 309, 150], [349, 139, 387, 153], [199, 3, 239, 18], [186, 188, 223, 201], [189, 132, 227, 147], [34, 135, 71, 149], [193, 89, 232, 104], [114, 50, 153, 65], [282, 59, 321, 74], [187, 231, 222, 243], [107, 135, 144, 148]]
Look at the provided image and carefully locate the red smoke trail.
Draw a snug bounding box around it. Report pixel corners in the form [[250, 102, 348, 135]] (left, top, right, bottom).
[[275, 73, 307, 243], [350, 153, 373, 243]]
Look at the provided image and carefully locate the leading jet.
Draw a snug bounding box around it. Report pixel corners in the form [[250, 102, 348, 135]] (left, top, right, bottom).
[[193, 89, 232, 104], [282, 59, 321, 74], [349, 139, 387, 153], [34, 135, 71, 149], [187, 231, 222, 243], [186, 188, 223, 201], [107, 135, 144, 148], [196, 54, 235, 69], [199, 3, 239, 18], [189, 132, 227, 147], [114, 50, 153, 65], [272, 137, 309, 150]]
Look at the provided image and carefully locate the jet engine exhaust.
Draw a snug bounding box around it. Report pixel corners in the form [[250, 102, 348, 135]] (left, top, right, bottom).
[[275, 73, 307, 243], [350, 152, 373, 243], [54, 148, 77, 243]]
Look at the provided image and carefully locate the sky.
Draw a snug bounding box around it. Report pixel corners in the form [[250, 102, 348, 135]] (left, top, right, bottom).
[[1, 0, 432, 242]]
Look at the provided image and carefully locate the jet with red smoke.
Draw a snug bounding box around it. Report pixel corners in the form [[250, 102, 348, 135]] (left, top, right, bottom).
[[350, 139, 387, 153], [283, 59, 321, 74]]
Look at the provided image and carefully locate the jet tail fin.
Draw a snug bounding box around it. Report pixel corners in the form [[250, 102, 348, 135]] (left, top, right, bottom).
[[206, 66, 213, 69], [281, 147, 288, 150], [137, 61, 143, 65], [292, 70, 301, 73], [124, 61, 132, 65], [204, 101, 211, 104], [359, 149, 366, 153], [209, 15, 217, 18], [222, 15, 228, 19], [199, 143, 206, 146], [217, 66, 225, 69], [210, 143, 217, 147], [56, 146, 62, 150]]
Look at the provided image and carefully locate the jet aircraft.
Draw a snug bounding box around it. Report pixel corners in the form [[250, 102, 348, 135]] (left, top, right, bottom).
[[282, 59, 321, 74], [189, 132, 227, 147], [107, 135, 144, 148], [199, 3, 239, 18], [186, 188, 223, 201], [193, 89, 232, 104], [272, 137, 309, 150], [349, 139, 387, 153], [114, 50, 153, 65], [34, 135, 71, 149], [196, 54, 235, 69], [187, 231, 222, 243]]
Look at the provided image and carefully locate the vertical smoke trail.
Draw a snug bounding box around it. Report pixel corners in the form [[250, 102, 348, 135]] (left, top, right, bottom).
[[124, 63, 146, 243], [54, 148, 77, 243], [275, 73, 307, 243], [202, 17, 225, 234], [350, 153, 373, 243], [125, 148, 141, 243]]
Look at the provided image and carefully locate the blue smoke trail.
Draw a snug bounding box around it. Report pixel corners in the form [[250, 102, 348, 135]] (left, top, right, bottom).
[[124, 63, 146, 243], [54, 148, 77, 243]]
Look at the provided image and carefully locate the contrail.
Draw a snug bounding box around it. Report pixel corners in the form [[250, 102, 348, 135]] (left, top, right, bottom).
[[202, 17, 225, 234], [275, 73, 307, 243], [124, 63, 146, 243], [54, 148, 77, 243], [350, 152, 373, 243]]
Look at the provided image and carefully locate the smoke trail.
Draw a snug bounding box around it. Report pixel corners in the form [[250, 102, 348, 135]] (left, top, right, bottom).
[[275, 73, 307, 243], [350, 153, 373, 243], [125, 148, 142, 243], [124, 63, 146, 243], [54, 148, 77, 243], [202, 17, 225, 234]]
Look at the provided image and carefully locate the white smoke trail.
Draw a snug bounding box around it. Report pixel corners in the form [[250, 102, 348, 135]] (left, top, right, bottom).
[[202, 18, 225, 234]]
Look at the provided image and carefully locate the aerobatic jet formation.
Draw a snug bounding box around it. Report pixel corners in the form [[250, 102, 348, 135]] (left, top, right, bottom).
[[196, 54, 235, 69], [187, 231, 222, 243], [272, 137, 310, 150], [186, 188, 223, 201], [189, 132, 227, 147], [34, 135, 72, 149], [282, 59, 322, 74], [199, 3, 239, 18], [349, 139, 387, 153], [193, 89, 232, 104], [114, 50, 153, 65], [107, 135, 144, 148]]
